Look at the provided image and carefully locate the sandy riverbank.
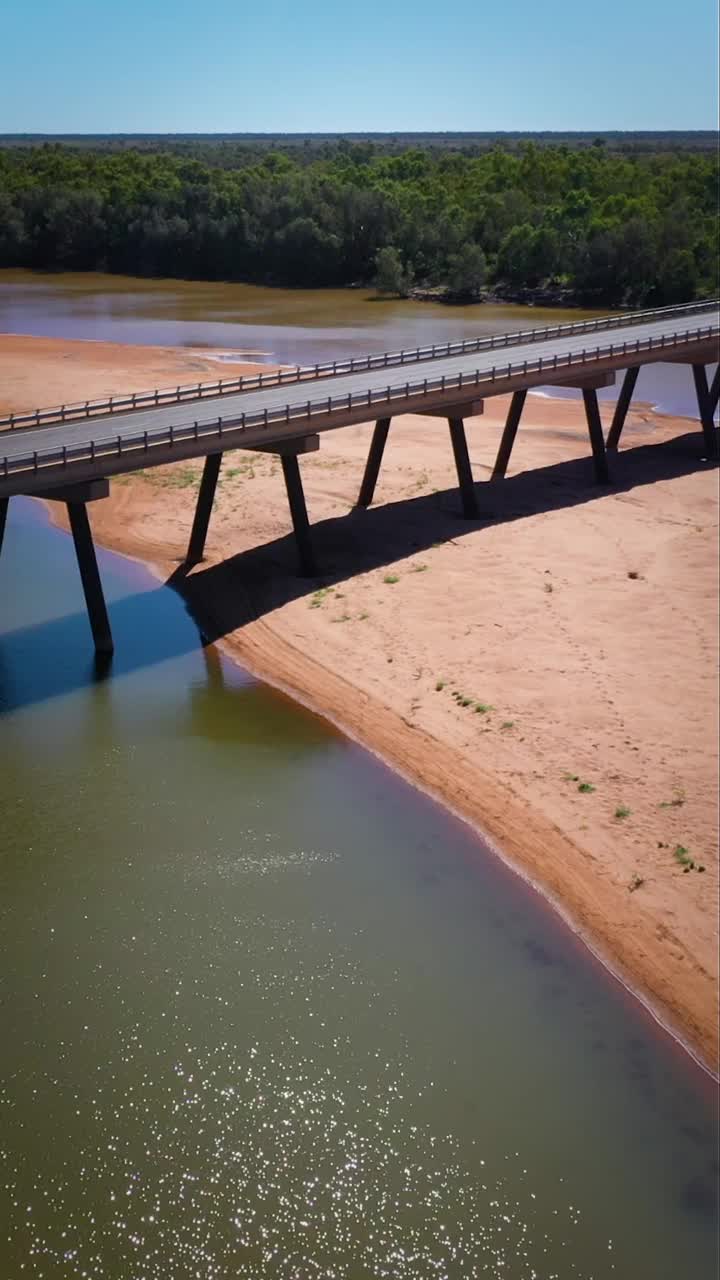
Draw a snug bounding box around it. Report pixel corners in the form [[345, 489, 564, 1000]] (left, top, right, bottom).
[[0, 333, 272, 411], [2, 334, 718, 1072]]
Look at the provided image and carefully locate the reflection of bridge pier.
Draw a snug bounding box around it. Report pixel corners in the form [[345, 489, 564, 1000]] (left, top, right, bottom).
[[1, 303, 717, 657]]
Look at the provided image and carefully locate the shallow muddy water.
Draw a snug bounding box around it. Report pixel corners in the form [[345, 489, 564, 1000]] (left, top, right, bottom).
[[1, 269, 714, 417], [0, 496, 718, 1279]]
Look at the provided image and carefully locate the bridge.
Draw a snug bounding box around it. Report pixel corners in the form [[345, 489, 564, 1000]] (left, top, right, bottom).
[[1, 301, 718, 656]]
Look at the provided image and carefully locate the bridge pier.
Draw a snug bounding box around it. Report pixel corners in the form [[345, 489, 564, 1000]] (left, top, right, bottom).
[[606, 367, 640, 450], [691, 364, 719, 460], [709, 365, 720, 419], [492, 390, 527, 480], [186, 452, 223, 566], [185, 439, 320, 576], [184, 453, 221, 568], [0, 496, 8, 558], [356, 418, 392, 508], [356, 406, 482, 518], [281, 454, 316, 577], [447, 418, 479, 518], [67, 500, 114, 656], [490, 372, 613, 484], [581, 388, 610, 483], [1, 481, 114, 657]]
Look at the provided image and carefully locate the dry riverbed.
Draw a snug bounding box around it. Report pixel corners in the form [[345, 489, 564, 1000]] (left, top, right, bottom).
[[2, 334, 718, 1072]]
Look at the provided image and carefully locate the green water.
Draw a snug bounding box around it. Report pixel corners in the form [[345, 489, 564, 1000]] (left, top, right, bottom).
[[0, 495, 718, 1279]]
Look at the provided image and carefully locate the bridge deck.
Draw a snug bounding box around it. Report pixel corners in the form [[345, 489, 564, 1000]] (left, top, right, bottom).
[[1, 303, 718, 498]]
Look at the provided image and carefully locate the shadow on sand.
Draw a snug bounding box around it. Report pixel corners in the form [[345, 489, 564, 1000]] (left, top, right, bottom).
[[0, 428, 715, 714]]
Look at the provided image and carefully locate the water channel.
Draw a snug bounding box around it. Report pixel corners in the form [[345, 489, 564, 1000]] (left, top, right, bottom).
[[1, 272, 718, 1278]]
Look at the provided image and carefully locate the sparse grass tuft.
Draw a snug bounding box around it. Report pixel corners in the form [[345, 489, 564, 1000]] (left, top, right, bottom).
[[412, 563, 429, 573], [671, 845, 704, 872], [614, 806, 631, 820], [474, 702, 494, 714], [435, 680, 446, 692], [501, 721, 515, 730], [563, 772, 580, 783], [383, 574, 400, 585], [577, 782, 595, 794], [673, 845, 694, 870]]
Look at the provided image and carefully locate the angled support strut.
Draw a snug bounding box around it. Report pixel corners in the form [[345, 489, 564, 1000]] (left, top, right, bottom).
[[708, 365, 719, 420], [67, 501, 114, 656], [492, 389, 527, 480], [186, 452, 223, 565], [356, 418, 392, 508], [448, 418, 479, 518], [581, 388, 610, 484], [281, 455, 316, 577], [606, 366, 640, 450], [692, 365, 719, 460], [0, 497, 8, 558]]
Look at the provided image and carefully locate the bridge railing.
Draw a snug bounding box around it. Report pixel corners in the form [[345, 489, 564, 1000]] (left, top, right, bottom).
[[1, 298, 717, 432], [3, 319, 718, 486]]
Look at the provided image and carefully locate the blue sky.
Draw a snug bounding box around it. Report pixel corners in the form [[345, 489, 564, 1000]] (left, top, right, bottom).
[[1, 0, 717, 133]]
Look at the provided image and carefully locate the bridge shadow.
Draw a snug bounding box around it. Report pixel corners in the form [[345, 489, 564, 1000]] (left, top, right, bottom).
[[169, 428, 717, 642], [0, 429, 715, 715]]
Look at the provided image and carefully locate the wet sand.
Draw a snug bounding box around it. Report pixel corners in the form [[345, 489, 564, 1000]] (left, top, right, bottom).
[[2, 334, 718, 1072]]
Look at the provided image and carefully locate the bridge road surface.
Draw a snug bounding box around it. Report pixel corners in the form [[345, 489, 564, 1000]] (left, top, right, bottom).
[[0, 301, 717, 656], [1, 304, 718, 498]]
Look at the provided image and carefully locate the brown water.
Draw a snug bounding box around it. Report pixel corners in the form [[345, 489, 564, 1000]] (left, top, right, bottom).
[[1, 274, 718, 1279], [0, 269, 714, 417]]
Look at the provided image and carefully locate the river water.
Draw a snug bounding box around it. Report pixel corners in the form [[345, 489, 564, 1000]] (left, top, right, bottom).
[[0, 269, 715, 417], [1, 273, 718, 1279]]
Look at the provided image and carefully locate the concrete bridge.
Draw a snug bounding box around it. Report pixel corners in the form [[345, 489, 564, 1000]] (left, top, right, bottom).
[[1, 301, 718, 656]]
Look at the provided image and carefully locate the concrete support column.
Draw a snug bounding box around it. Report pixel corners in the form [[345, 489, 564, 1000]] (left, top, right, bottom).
[[492, 389, 527, 480], [581, 388, 610, 484], [186, 452, 222, 565], [691, 365, 719, 460], [356, 418, 391, 508], [606, 366, 640, 450], [66, 501, 114, 656], [448, 418, 478, 518], [708, 365, 719, 419], [0, 497, 8, 558], [281, 455, 316, 577]]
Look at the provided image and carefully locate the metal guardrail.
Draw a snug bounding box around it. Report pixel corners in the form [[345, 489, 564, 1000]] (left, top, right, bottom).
[[2, 320, 718, 485], [1, 298, 718, 432]]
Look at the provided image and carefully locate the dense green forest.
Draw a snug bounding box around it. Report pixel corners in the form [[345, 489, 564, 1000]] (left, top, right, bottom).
[[0, 137, 717, 305]]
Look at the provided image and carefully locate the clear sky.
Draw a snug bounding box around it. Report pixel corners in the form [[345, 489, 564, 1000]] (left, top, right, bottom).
[[1, 0, 718, 134]]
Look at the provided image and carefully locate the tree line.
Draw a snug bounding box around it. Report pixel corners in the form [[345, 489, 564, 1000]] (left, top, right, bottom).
[[0, 140, 717, 305]]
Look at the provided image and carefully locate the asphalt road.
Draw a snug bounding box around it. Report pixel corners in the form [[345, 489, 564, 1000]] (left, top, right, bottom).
[[2, 308, 718, 475]]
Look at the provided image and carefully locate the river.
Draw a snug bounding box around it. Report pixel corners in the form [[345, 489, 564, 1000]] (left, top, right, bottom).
[[1, 273, 718, 1279], [0, 269, 716, 417]]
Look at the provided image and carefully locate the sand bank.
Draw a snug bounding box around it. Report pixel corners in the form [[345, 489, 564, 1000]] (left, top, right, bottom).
[[2, 334, 718, 1072], [0, 333, 272, 413]]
